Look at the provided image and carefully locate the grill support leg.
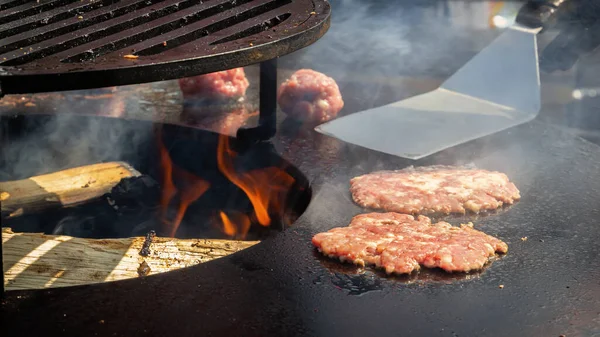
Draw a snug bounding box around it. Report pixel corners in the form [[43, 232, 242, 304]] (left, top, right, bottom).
[[0, 232, 3, 294], [0, 119, 4, 295], [236, 58, 278, 143]]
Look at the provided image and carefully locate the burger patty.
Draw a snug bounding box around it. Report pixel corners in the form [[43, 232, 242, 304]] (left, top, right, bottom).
[[277, 69, 344, 124], [178, 68, 249, 101], [312, 213, 508, 274], [350, 165, 520, 215]]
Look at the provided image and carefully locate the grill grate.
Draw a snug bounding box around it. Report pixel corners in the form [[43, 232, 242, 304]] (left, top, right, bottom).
[[0, 0, 330, 94]]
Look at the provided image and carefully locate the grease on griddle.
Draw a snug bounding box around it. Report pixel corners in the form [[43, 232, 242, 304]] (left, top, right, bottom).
[[139, 230, 156, 257], [314, 250, 487, 285], [137, 261, 151, 276], [330, 272, 382, 296]]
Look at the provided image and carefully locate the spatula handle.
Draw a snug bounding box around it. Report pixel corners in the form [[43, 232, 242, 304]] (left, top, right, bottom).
[[516, 0, 571, 29]]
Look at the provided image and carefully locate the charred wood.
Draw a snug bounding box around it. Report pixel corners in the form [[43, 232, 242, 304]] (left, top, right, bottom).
[[0, 162, 141, 219]]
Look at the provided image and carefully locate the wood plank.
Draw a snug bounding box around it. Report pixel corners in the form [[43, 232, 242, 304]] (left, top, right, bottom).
[[2, 228, 259, 291], [0, 161, 141, 218]]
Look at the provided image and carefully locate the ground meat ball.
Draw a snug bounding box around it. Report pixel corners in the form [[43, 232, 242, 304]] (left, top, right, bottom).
[[277, 69, 344, 123], [178, 68, 249, 100], [350, 165, 521, 215], [312, 212, 508, 275]]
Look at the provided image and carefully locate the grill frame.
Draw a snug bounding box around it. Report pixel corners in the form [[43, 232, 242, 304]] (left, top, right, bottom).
[[0, 0, 330, 94]]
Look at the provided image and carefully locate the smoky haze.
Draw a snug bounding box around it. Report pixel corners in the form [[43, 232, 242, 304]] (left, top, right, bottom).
[[280, 0, 501, 112], [0, 111, 153, 181]]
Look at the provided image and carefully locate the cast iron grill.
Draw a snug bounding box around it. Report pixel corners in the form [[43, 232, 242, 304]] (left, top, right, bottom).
[[0, 0, 330, 94]]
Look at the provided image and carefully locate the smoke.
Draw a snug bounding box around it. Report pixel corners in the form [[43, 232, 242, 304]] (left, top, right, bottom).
[[0, 102, 154, 180], [280, 0, 498, 111], [297, 0, 413, 77]]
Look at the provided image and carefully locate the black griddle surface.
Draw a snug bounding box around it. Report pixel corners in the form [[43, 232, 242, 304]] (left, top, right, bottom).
[[2, 118, 600, 337]]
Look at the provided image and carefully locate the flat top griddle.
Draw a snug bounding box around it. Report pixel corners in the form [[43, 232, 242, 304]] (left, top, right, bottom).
[[2, 111, 600, 336], [2, 1, 600, 333], [0, 0, 330, 94]]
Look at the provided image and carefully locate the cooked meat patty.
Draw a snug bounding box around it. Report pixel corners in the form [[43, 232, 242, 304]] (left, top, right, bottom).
[[178, 68, 249, 100], [277, 69, 344, 123], [350, 165, 520, 215], [312, 212, 508, 274]]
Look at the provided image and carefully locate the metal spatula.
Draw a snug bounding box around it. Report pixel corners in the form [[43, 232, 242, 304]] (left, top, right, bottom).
[[315, 0, 569, 160]]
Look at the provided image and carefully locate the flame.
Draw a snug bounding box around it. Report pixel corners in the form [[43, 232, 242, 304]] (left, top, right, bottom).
[[156, 128, 210, 237], [220, 211, 237, 236], [217, 134, 295, 227], [158, 135, 177, 218], [167, 167, 210, 237], [157, 129, 295, 239], [219, 211, 251, 239]]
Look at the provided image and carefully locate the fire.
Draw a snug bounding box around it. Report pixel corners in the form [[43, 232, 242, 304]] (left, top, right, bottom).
[[219, 211, 251, 239], [158, 135, 177, 217], [156, 128, 295, 239], [217, 134, 295, 227], [156, 129, 210, 237], [167, 167, 210, 237]]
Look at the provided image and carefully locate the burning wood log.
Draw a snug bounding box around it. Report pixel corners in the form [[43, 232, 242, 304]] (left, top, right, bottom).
[[0, 162, 141, 218], [2, 228, 258, 291]]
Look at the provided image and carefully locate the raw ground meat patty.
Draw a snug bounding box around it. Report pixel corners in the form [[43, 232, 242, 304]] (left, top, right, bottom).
[[178, 68, 249, 100], [277, 69, 344, 123], [312, 212, 508, 274], [350, 165, 520, 215]]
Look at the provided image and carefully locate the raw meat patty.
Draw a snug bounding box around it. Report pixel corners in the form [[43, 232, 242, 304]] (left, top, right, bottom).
[[312, 212, 508, 274], [277, 69, 344, 123], [350, 165, 520, 215], [178, 68, 249, 100]]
